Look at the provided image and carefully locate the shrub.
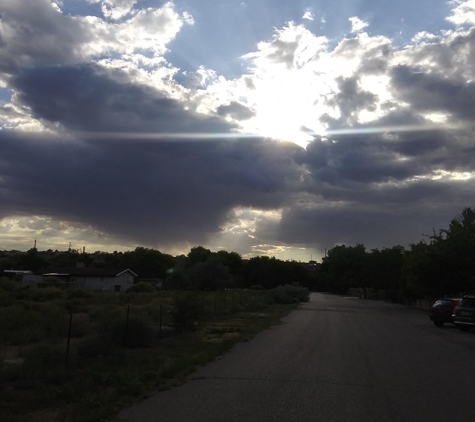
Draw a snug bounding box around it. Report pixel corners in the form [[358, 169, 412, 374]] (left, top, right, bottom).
[[121, 315, 155, 348], [171, 292, 201, 331], [77, 313, 155, 353], [67, 288, 94, 300], [77, 333, 113, 358], [0, 305, 37, 331], [19, 343, 70, 381], [271, 284, 310, 304], [70, 313, 90, 338], [0, 276, 20, 292], [126, 282, 156, 294], [89, 304, 122, 325], [24, 286, 67, 302]]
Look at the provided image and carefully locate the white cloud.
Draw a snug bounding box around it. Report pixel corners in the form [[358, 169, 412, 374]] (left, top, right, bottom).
[[411, 31, 440, 44], [0, 0, 194, 74], [349, 16, 369, 33], [302, 11, 314, 21], [182, 11, 195, 25], [100, 0, 137, 20], [447, 0, 475, 26]]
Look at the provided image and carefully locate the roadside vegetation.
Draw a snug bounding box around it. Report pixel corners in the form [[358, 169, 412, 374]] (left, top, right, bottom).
[[0, 279, 307, 422]]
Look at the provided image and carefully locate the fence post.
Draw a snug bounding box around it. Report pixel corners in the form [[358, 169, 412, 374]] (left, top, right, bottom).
[[65, 309, 73, 367], [125, 305, 130, 347], [159, 303, 162, 338]]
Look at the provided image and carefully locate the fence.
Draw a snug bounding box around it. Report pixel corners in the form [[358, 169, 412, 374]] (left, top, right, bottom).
[[0, 289, 273, 370]]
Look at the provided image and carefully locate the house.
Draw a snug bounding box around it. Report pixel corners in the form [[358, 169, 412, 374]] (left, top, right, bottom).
[[23, 265, 138, 292]]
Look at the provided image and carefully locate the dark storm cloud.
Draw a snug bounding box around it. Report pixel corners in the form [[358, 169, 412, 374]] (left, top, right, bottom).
[[1, 64, 304, 248], [10, 65, 233, 134], [4, 58, 474, 253], [2, 2, 475, 255], [0, 127, 303, 248], [276, 200, 465, 251], [274, 107, 475, 250], [391, 65, 475, 121]]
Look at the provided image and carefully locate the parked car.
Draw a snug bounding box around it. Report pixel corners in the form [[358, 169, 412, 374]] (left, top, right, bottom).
[[453, 295, 475, 331], [429, 298, 460, 327]]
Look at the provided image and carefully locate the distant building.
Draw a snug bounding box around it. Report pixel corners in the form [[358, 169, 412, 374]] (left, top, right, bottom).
[[23, 266, 137, 292]]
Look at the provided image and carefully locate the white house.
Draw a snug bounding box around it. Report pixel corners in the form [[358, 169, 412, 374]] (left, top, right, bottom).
[[23, 266, 138, 292]]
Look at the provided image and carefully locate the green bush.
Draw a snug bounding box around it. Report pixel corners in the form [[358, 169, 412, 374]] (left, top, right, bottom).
[[271, 284, 310, 304], [67, 288, 94, 300], [19, 343, 70, 381], [24, 286, 67, 302], [126, 282, 156, 294], [121, 315, 155, 348], [70, 313, 90, 338], [0, 276, 20, 292], [77, 313, 154, 353], [76, 333, 113, 357], [89, 304, 122, 325], [0, 305, 37, 331], [171, 293, 201, 331]]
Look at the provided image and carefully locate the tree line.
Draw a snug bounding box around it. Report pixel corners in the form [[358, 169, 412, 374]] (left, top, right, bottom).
[[0, 245, 316, 291], [318, 207, 475, 297]]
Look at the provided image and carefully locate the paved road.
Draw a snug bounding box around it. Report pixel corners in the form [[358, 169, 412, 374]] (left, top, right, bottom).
[[118, 293, 475, 422]]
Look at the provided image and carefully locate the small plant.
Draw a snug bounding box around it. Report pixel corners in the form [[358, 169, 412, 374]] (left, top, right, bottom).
[[271, 284, 310, 304]]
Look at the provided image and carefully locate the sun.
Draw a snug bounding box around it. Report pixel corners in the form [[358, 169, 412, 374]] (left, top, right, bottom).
[[239, 94, 325, 148]]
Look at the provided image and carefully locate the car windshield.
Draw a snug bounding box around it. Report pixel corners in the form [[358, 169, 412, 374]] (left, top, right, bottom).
[[459, 298, 475, 308]]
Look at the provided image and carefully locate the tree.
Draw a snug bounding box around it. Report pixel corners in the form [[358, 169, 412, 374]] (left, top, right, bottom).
[[318, 244, 366, 293], [188, 260, 231, 290], [187, 246, 211, 266], [16, 248, 49, 271], [242, 256, 312, 289], [364, 246, 404, 290], [401, 207, 475, 297]]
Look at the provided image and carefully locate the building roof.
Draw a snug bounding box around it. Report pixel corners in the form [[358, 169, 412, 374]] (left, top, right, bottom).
[[35, 267, 138, 277]]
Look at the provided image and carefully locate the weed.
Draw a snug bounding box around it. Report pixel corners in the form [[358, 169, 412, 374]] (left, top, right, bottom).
[[271, 284, 310, 304]]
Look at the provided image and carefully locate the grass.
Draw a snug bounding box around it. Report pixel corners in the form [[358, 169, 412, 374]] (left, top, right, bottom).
[[0, 278, 298, 422]]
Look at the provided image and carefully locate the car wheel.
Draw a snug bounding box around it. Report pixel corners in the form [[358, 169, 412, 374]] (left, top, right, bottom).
[[433, 321, 444, 327], [458, 325, 471, 332]]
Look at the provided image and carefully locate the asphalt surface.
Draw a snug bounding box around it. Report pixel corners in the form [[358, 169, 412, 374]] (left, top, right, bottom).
[[118, 293, 475, 422]]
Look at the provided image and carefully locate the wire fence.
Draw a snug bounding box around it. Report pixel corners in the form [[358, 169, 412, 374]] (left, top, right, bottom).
[[0, 289, 276, 381]]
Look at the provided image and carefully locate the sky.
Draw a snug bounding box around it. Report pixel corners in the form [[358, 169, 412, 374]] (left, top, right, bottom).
[[0, 0, 474, 261]]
